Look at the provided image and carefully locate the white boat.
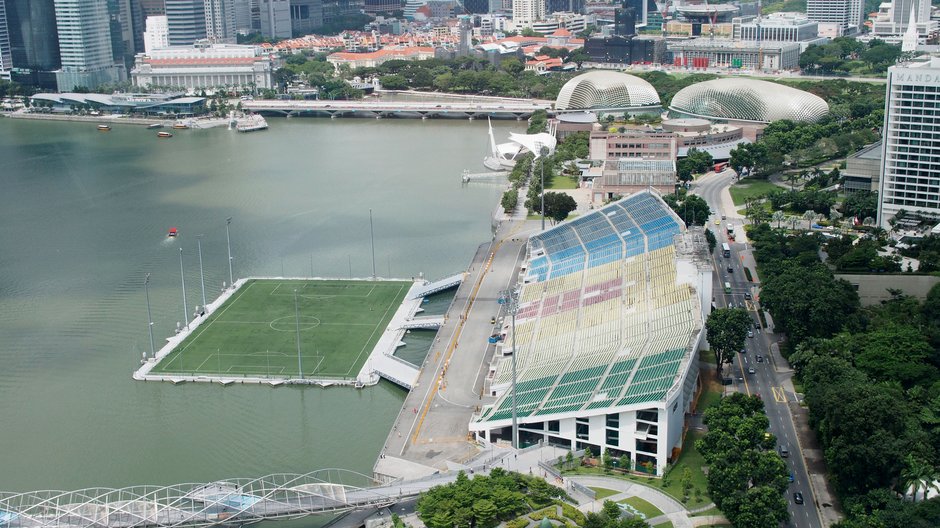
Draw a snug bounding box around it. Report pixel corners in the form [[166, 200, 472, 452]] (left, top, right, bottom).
[[236, 114, 268, 132], [483, 117, 522, 171]]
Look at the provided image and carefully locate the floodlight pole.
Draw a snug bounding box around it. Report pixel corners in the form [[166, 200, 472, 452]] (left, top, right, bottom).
[[295, 289, 304, 380], [145, 273, 156, 360], [539, 146, 550, 231], [502, 287, 520, 449], [196, 235, 207, 309], [179, 248, 189, 329], [370, 209, 376, 279], [225, 217, 234, 289]]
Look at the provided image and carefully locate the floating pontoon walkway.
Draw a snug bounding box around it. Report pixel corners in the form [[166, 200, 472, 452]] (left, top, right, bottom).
[[407, 273, 464, 300]]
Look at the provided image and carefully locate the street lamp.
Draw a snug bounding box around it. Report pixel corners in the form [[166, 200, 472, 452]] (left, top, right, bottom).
[[144, 273, 155, 360], [196, 235, 207, 310], [225, 217, 234, 289], [500, 287, 521, 449], [179, 248, 189, 329], [539, 146, 550, 231]]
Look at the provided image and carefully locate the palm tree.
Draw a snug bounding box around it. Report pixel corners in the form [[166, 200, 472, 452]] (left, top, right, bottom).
[[802, 210, 816, 230], [901, 454, 933, 502], [772, 210, 786, 229], [863, 216, 875, 227], [788, 216, 800, 231]]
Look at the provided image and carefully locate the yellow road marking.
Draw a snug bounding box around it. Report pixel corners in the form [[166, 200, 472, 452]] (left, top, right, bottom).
[[772, 386, 787, 403]]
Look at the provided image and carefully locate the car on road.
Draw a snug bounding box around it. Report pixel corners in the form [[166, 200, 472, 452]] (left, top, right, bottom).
[[490, 316, 496, 324], [748, 367, 756, 374], [721, 215, 726, 220], [754, 320, 761, 329], [714, 218, 720, 225], [744, 292, 752, 300], [788, 472, 795, 483], [793, 492, 804, 504], [756, 355, 764, 363], [780, 445, 789, 458], [727, 266, 734, 273], [747, 330, 754, 338]]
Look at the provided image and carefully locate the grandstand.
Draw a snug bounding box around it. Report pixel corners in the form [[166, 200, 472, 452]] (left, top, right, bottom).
[[469, 191, 712, 476]]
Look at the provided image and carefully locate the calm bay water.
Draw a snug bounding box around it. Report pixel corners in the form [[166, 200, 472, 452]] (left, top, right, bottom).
[[0, 116, 522, 492]]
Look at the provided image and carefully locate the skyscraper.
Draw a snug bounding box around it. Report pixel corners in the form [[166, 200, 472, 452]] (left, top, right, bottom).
[[871, 0, 936, 37], [513, 0, 545, 27], [290, 0, 322, 35], [205, 0, 237, 42], [877, 58, 940, 228], [166, 0, 207, 45], [143, 15, 169, 53], [0, 1, 11, 73], [805, 0, 864, 33], [53, 0, 125, 91], [259, 0, 291, 38]]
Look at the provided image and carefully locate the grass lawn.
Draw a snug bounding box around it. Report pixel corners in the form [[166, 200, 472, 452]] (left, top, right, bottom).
[[652, 522, 674, 528], [618, 496, 664, 520], [729, 179, 780, 205], [527, 213, 578, 221], [153, 279, 410, 379], [547, 176, 579, 190], [589, 487, 620, 500], [696, 382, 723, 414], [561, 431, 711, 509], [690, 506, 722, 517]]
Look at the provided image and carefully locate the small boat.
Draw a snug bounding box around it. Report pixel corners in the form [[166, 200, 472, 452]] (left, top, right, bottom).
[[235, 114, 268, 132], [97, 124, 111, 131], [167, 227, 178, 237], [157, 131, 173, 138], [147, 123, 164, 129], [172, 122, 189, 130]]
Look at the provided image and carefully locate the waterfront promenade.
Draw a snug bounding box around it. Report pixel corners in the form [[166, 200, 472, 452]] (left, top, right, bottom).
[[374, 196, 540, 480]]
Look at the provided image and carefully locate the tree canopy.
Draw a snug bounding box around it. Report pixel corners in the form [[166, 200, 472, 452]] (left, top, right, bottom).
[[705, 308, 752, 376]]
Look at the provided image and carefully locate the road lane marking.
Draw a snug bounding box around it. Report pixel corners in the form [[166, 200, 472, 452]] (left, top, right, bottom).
[[772, 386, 787, 403]]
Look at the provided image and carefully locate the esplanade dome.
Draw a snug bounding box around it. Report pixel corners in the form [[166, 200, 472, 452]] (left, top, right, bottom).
[[555, 71, 661, 111], [669, 78, 829, 123]]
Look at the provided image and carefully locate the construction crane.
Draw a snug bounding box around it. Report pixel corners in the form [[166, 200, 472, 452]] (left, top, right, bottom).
[[661, 0, 670, 37], [704, 0, 719, 40]]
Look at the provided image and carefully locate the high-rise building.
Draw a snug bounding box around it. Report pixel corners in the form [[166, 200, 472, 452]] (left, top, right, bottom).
[[130, 0, 166, 57], [108, 0, 136, 66], [805, 0, 864, 33], [234, 0, 256, 32], [143, 15, 169, 53], [4, 0, 61, 71], [513, 0, 545, 28], [205, 0, 237, 42], [878, 58, 940, 229], [871, 0, 936, 38], [363, 0, 398, 15], [259, 0, 291, 38], [53, 0, 125, 91], [290, 0, 322, 35], [166, 0, 207, 45], [0, 1, 11, 73]]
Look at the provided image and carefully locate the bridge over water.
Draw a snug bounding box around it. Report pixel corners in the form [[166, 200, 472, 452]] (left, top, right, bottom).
[[242, 100, 550, 120], [0, 469, 460, 528]]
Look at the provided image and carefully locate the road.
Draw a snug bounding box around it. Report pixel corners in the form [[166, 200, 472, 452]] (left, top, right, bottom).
[[693, 170, 823, 528]]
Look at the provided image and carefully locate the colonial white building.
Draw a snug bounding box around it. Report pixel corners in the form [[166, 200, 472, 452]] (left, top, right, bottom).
[[513, 0, 546, 29], [131, 42, 273, 91]]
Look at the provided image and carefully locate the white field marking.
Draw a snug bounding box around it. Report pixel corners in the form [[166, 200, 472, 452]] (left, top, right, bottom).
[[344, 282, 405, 376], [227, 365, 286, 374], [175, 281, 257, 356], [303, 356, 324, 376]]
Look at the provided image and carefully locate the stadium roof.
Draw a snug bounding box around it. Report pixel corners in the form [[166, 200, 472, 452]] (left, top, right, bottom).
[[669, 78, 829, 124], [473, 191, 702, 425], [555, 71, 661, 111]]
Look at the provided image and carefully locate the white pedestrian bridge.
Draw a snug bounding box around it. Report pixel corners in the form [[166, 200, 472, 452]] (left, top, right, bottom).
[[242, 100, 550, 119], [0, 469, 460, 528]]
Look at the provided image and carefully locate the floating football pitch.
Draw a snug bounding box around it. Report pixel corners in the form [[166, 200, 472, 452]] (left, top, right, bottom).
[[152, 279, 411, 379]]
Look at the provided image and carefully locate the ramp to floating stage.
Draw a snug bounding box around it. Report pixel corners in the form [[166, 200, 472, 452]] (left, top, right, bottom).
[[407, 274, 464, 300]]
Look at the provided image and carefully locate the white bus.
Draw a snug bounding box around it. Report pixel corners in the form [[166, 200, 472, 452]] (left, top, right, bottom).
[[721, 243, 731, 258]]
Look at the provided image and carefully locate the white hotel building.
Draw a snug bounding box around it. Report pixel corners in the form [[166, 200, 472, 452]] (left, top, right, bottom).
[[131, 42, 274, 92], [878, 58, 940, 228]]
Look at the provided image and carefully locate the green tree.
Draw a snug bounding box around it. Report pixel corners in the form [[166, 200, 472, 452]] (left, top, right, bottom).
[[543, 192, 577, 223], [379, 74, 409, 90], [472, 499, 499, 528], [663, 193, 711, 226], [759, 261, 859, 346], [618, 454, 631, 472], [501, 189, 519, 213], [705, 308, 752, 376], [602, 448, 613, 472]]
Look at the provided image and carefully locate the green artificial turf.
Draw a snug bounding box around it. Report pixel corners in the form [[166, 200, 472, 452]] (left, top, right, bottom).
[[152, 279, 410, 379]]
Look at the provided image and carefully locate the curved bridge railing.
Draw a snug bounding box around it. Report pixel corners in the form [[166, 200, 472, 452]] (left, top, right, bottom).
[[0, 469, 421, 528]]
